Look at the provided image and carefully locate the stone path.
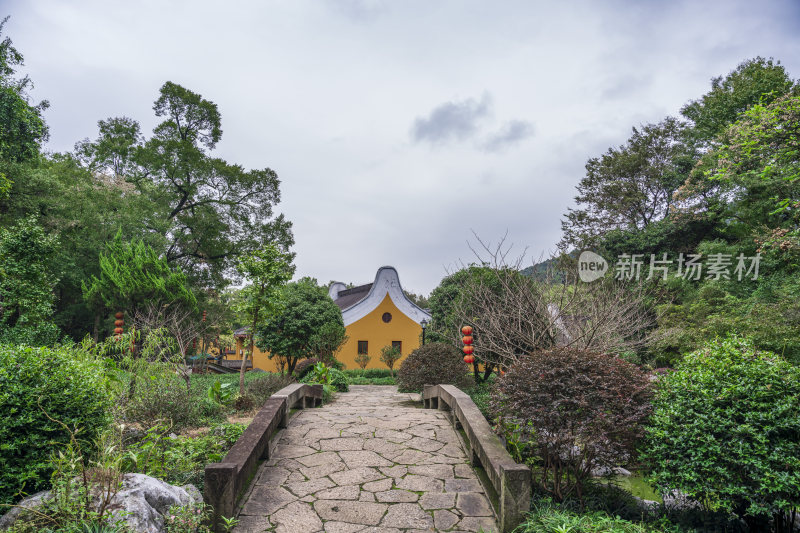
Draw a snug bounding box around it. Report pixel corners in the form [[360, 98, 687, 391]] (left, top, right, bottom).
[[234, 385, 498, 533]]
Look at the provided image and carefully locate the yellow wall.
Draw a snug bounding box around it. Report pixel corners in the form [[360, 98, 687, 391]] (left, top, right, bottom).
[[337, 294, 422, 370], [231, 338, 280, 372], [230, 294, 422, 372]]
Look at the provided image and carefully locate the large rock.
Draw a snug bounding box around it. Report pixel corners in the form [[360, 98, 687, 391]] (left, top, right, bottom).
[[107, 474, 200, 532], [0, 474, 202, 533]]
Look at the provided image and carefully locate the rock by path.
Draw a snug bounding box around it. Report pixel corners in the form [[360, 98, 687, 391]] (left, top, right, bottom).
[[234, 385, 498, 533]]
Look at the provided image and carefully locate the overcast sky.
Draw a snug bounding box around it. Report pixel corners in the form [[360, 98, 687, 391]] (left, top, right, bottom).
[[5, 0, 800, 294]]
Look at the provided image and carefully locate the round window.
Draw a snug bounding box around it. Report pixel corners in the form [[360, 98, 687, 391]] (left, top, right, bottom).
[[382, 312, 392, 323]]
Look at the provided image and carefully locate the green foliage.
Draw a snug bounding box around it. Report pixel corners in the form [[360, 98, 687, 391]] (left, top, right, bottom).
[[396, 342, 472, 392], [82, 231, 196, 314], [642, 336, 800, 525], [235, 245, 294, 393], [78, 82, 295, 289], [0, 17, 48, 165], [379, 345, 402, 377], [561, 117, 693, 250], [493, 347, 652, 503], [0, 344, 113, 506], [342, 368, 395, 385], [163, 503, 212, 533], [515, 498, 676, 533], [327, 368, 349, 392], [123, 423, 246, 488], [681, 57, 796, 147], [354, 351, 371, 369], [255, 277, 344, 375], [245, 372, 295, 406], [0, 216, 61, 345], [299, 362, 349, 392], [207, 379, 236, 405]]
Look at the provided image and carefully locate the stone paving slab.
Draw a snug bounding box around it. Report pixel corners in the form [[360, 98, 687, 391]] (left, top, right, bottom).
[[234, 385, 498, 533]]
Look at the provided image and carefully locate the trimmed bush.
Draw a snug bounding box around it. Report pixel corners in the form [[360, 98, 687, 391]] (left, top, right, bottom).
[[642, 336, 800, 529], [0, 344, 113, 505], [492, 347, 652, 502], [397, 342, 472, 392]]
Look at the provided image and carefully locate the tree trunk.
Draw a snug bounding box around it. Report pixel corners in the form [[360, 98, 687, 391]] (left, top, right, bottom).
[[240, 309, 258, 396], [93, 314, 100, 344]]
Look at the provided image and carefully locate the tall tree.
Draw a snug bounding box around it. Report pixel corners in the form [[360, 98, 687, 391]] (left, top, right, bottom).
[[77, 82, 294, 289], [560, 118, 692, 250], [681, 57, 796, 149], [0, 216, 60, 345], [82, 232, 197, 333], [236, 245, 294, 393], [256, 278, 346, 375]]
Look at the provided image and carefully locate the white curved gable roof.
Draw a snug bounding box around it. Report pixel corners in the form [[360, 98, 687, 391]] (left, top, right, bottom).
[[336, 266, 431, 327]]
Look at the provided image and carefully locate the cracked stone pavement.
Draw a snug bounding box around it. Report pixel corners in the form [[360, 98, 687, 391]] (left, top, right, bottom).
[[233, 385, 498, 533]]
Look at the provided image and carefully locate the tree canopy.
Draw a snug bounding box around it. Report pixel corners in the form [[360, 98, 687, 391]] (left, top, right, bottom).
[[255, 278, 346, 375]]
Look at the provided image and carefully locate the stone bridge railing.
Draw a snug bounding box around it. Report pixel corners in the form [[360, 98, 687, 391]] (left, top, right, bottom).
[[423, 384, 531, 532], [204, 383, 323, 530]]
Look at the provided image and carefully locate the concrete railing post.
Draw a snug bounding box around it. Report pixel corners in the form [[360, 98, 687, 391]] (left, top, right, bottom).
[[499, 463, 531, 532], [205, 462, 237, 531]]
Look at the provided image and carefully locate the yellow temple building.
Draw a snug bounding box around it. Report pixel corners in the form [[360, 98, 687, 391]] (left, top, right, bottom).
[[232, 266, 431, 372]]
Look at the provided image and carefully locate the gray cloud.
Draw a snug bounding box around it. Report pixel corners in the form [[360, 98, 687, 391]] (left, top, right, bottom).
[[482, 120, 535, 152], [411, 93, 491, 145]]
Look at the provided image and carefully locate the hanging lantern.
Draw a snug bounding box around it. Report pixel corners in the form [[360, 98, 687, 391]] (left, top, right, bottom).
[[463, 354, 475, 364], [114, 319, 124, 327], [462, 345, 474, 355], [202, 310, 207, 322], [114, 327, 123, 334], [115, 312, 124, 319], [461, 325, 473, 336], [462, 335, 473, 345]]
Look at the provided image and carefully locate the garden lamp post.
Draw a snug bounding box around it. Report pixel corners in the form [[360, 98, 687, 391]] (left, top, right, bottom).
[[421, 318, 428, 346]]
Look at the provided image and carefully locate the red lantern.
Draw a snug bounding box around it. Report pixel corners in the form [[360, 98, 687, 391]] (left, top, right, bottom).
[[463, 354, 475, 364], [461, 325, 473, 336], [462, 335, 473, 345], [114, 319, 124, 327], [462, 345, 474, 355], [114, 327, 123, 334], [202, 310, 207, 322], [115, 312, 124, 319]]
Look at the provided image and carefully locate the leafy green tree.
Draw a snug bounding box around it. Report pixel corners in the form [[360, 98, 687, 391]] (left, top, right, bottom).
[[77, 82, 294, 289], [643, 336, 800, 530], [255, 278, 345, 375], [0, 17, 48, 167], [236, 245, 294, 393], [379, 345, 402, 377], [82, 231, 197, 325], [560, 118, 692, 250], [680, 57, 796, 148], [0, 216, 60, 345]]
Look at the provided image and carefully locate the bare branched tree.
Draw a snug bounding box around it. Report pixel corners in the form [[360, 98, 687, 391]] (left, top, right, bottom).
[[448, 233, 658, 369], [133, 302, 206, 396]]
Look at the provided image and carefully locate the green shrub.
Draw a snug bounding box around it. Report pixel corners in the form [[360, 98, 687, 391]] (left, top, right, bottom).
[[642, 335, 800, 529], [0, 344, 113, 506], [396, 342, 472, 392], [246, 372, 295, 406], [328, 368, 349, 392], [123, 423, 246, 487], [122, 364, 201, 430]]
